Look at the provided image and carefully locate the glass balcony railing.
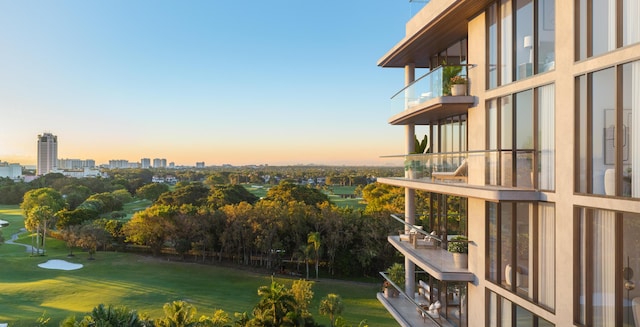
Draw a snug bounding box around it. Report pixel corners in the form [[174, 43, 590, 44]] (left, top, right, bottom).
[[395, 150, 540, 190], [390, 65, 470, 114]]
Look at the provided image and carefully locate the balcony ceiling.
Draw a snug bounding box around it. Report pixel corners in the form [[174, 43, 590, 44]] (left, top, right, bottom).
[[378, 0, 494, 68]]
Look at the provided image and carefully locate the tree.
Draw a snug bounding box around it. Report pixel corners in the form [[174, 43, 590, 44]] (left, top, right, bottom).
[[265, 182, 329, 207], [123, 205, 175, 256], [77, 222, 110, 259], [156, 300, 199, 327], [290, 279, 314, 326], [307, 232, 321, 279], [136, 183, 170, 202], [207, 184, 259, 209], [21, 188, 66, 234], [60, 225, 82, 256], [319, 294, 344, 327], [254, 278, 296, 327], [157, 183, 210, 207]]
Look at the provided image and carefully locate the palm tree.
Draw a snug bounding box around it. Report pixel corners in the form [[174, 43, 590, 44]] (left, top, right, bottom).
[[319, 294, 344, 327], [307, 232, 321, 279], [156, 300, 199, 327], [255, 278, 296, 326]]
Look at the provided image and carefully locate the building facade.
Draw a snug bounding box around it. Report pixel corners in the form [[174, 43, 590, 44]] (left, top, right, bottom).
[[377, 1, 640, 326], [0, 161, 22, 179], [141, 158, 151, 169], [37, 132, 57, 176]]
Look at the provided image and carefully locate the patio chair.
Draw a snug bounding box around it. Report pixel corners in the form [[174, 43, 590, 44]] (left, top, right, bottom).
[[432, 159, 468, 182]]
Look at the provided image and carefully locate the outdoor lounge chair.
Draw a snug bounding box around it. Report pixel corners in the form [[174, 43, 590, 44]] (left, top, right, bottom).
[[431, 159, 467, 182]]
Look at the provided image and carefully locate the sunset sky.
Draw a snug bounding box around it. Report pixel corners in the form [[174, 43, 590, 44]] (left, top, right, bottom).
[[0, 1, 424, 166]]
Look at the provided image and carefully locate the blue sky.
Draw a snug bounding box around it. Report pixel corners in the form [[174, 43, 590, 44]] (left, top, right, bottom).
[[0, 1, 420, 166]]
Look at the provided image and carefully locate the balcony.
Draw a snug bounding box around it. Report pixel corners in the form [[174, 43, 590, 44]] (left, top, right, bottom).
[[390, 214, 474, 283], [378, 272, 461, 327], [380, 151, 543, 201], [389, 65, 475, 125]]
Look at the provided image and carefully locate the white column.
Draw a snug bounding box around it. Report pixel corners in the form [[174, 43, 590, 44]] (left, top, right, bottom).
[[404, 63, 417, 298]]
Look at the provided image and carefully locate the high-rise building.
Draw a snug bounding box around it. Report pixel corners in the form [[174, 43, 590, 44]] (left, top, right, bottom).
[[153, 158, 167, 168], [141, 158, 151, 169], [37, 132, 57, 176], [376, 1, 640, 326], [196, 162, 205, 168]]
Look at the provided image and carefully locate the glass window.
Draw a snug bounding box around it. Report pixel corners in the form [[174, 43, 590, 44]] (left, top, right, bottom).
[[538, 203, 555, 310], [488, 202, 499, 282], [623, 0, 640, 46], [578, 0, 640, 59], [488, 3, 498, 89], [488, 202, 555, 310], [591, 68, 615, 196], [537, 0, 555, 73], [538, 84, 555, 191], [622, 62, 640, 198], [501, 0, 514, 85], [576, 64, 640, 198], [516, 0, 534, 80], [577, 207, 640, 326], [592, 0, 616, 57], [488, 290, 555, 326]]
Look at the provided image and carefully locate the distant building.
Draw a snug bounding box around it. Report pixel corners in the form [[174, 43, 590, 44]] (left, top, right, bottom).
[[196, 162, 205, 168], [108, 160, 129, 169], [0, 161, 22, 179], [37, 132, 57, 176], [58, 158, 95, 169], [153, 158, 167, 168], [169, 162, 175, 169], [141, 158, 151, 169]]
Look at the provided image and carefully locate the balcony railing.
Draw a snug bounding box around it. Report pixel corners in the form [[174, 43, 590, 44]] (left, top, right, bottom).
[[389, 214, 474, 282], [390, 65, 470, 114], [394, 150, 538, 190]]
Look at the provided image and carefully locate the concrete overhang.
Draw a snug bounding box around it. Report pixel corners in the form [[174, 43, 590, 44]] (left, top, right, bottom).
[[378, 0, 494, 68], [377, 177, 543, 202], [388, 96, 476, 125]]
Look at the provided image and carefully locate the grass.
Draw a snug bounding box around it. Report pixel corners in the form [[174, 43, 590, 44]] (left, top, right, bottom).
[[0, 205, 395, 326]]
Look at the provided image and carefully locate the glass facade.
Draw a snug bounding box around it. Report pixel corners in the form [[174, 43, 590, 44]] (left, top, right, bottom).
[[578, 0, 640, 60], [487, 290, 555, 326], [576, 60, 640, 198], [486, 85, 555, 190], [576, 207, 640, 326], [487, 202, 556, 310], [487, 0, 555, 88]]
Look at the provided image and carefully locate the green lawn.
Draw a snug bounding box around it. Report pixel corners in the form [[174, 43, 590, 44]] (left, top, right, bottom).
[[0, 205, 394, 326]]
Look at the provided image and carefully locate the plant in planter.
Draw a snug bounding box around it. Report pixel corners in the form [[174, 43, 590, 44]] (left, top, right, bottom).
[[447, 236, 469, 269], [383, 263, 405, 298], [405, 135, 429, 179], [442, 64, 463, 95], [450, 75, 467, 96]]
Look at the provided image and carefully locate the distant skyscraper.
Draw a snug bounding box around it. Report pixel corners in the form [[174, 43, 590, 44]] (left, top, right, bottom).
[[141, 158, 151, 169], [37, 133, 58, 176], [153, 158, 167, 168], [196, 162, 205, 168]]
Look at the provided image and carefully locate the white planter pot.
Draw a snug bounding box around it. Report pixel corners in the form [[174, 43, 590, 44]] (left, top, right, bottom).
[[451, 84, 466, 96], [452, 252, 468, 269]]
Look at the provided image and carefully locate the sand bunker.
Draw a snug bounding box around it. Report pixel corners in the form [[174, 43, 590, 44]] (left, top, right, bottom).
[[0, 219, 8, 227], [38, 259, 83, 271]]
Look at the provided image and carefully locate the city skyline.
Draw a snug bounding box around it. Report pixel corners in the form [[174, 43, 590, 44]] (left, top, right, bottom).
[[0, 1, 420, 167]]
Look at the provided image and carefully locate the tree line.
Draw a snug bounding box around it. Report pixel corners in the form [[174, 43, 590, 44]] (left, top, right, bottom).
[[18, 171, 405, 277]]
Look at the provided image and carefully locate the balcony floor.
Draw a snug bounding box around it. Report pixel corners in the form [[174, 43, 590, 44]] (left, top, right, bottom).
[[377, 292, 456, 327], [389, 236, 475, 282]]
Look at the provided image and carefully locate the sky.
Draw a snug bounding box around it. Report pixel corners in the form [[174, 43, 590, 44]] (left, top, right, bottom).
[[0, 1, 423, 167]]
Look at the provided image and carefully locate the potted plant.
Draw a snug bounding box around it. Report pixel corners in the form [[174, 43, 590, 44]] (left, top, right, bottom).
[[405, 135, 429, 179], [450, 76, 467, 96], [441, 63, 462, 95], [383, 263, 405, 298], [447, 236, 468, 269]]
